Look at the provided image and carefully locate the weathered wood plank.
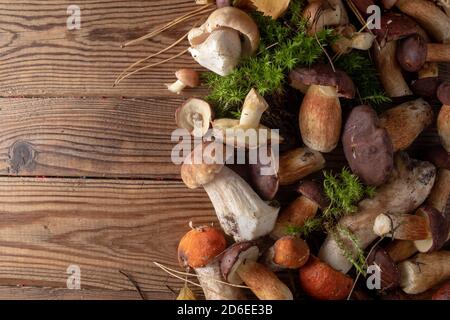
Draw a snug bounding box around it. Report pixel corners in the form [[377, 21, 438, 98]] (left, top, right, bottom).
[[0, 0, 207, 98], [0, 286, 174, 300], [0, 177, 216, 295], [0, 97, 185, 178]]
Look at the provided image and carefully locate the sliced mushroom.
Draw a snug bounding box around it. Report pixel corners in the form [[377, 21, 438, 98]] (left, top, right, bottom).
[[176, 98, 212, 137]]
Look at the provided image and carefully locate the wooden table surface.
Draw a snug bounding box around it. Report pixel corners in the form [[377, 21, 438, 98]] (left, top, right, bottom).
[[0, 1, 449, 300]]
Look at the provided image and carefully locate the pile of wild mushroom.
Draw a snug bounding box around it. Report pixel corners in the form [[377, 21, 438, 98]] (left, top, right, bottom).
[[153, 0, 450, 300]]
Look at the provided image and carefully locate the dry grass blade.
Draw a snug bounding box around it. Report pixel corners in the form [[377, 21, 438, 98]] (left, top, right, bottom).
[[114, 48, 189, 86], [122, 5, 214, 48], [114, 31, 189, 86]]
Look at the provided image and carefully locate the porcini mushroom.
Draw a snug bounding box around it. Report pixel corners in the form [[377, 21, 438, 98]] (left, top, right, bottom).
[[399, 251, 450, 294], [396, 35, 450, 72], [277, 148, 326, 186], [395, 0, 450, 43], [373, 212, 431, 240], [298, 256, 353, 300], [188, 7, 260, 76], [264, 236, 310, 270], [181, 142, 279, 242], [176, 98, 212, 137], [342, 105, 394, 186], [303, 0, 348, 35], [413, 206, 449, 253], [271, 180, 329, 239], [220, 242, 293, 300], [166, 69, 200, 94], [379, 99, 433, 152], [319, 153, 436, 273], [289, 65, 356, 153], [385, 240, 418, 263], [178, 226, 245, 300], [366, 246, 400, 291], [373, 206, 448, 251], [437, 81, 450, 152], [373, 41, 412, 97]]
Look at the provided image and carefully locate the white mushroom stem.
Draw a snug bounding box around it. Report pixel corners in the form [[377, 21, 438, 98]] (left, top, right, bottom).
[[399, 251, 450, 294], [203, 166, 279, 242], [373, 41, 412, 97], [351, 32, 376, 50], [195, 260, 246, 300], [166, 80, 187, 94], [239, 89, 269, 129], [319, 153, 436, 273]]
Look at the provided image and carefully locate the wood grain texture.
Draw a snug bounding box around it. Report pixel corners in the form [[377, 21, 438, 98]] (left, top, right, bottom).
[[0, 97, 186, 178], [0, 0, 208, 98], [0, 177, 216, 296]]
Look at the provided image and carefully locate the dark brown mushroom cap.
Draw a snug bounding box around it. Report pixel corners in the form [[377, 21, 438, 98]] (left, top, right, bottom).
[[438, 81, 450, 105], [411, 77, 441, 99], [414, 206, 449, 253], [367, 246, 400, 292], [248, 148, 279, 201], [396, 34, 428, 72], [288, 65, 356, 99], [342, 105, 394, 186], [420, 145, 450, 170], [372, 13, 422, 43], [381, 0, 398, 9], [220, 241, 259, 284], [297, 180, 330, 209], [432, 281, 450, 300]]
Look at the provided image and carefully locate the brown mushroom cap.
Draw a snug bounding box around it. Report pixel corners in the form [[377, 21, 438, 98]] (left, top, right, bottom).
[[175, 69, 200, 88], [288, 65, 355, 99], [366, 246, 400, 291], [220, 241, 260, 284], [342, 105, 394, 186], [396, 35, 428, 72], [438, 81, 450, 105], [411, 77, 441, 99], [297, 180, 330, 209], [248, 148, 279, 201], [420, 145, 450, 170], [372, 13, 424, 43], [180, 142, 226, 189], [432, 281, 450, 300], [414, 206, 449, 253], [351, 0, 375, 14], [178, 226, 227, 268], [272, 236, 310, 269]]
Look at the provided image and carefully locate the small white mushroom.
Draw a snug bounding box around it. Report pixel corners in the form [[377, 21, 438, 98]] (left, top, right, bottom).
[[175, 98, 212, 137]]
